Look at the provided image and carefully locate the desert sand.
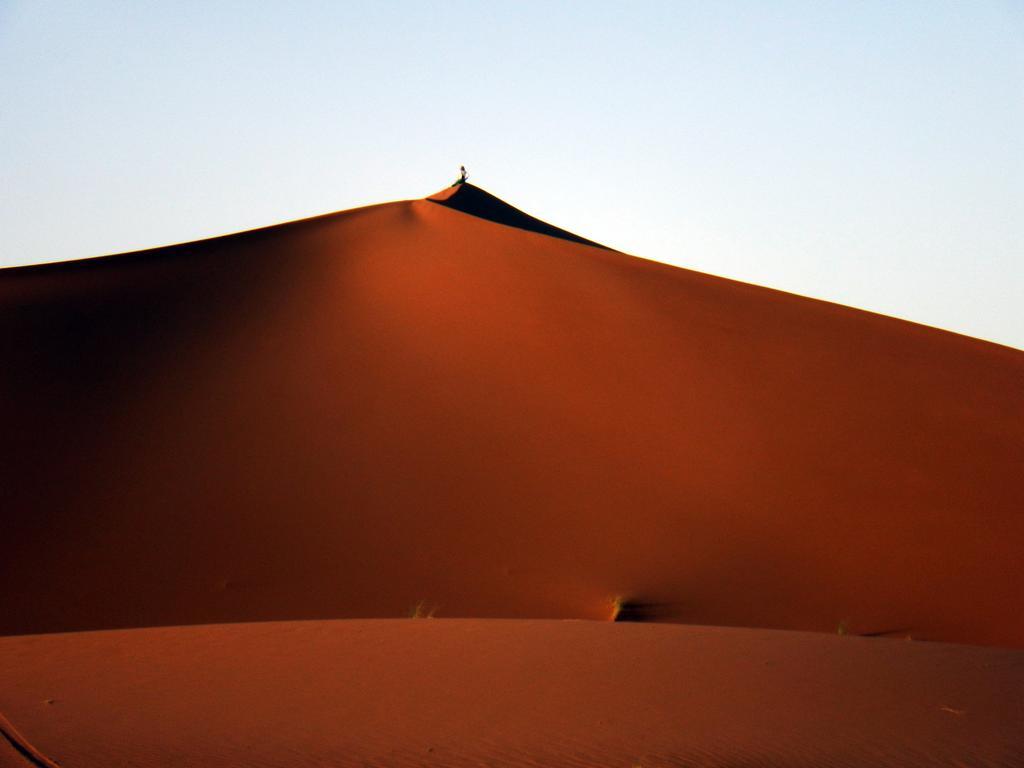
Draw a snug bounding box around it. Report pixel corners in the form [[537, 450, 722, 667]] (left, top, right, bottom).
[[1, 183, 1021, 765], [2, 620, 1022, 767]]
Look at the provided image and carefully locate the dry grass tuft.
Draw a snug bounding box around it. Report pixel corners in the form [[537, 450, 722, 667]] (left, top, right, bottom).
[[609, 595, 625, 622], [409, 600, 439, 619]]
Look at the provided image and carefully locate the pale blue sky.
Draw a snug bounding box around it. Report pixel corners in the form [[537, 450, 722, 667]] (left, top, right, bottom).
[[2, 1, 1022, 348]]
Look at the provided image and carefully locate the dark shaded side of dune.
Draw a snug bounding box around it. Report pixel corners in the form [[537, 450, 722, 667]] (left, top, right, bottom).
[[429, 183, 610, 250]]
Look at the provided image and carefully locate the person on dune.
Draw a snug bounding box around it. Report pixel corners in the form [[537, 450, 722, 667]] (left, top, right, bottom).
[[454, 165, 468, 186]]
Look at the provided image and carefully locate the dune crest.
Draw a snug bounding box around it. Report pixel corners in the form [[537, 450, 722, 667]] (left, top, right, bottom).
[[0, 711, 60, 768]]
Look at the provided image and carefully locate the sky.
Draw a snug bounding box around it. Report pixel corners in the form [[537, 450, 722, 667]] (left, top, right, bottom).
[[1, 1, 1022, 349]]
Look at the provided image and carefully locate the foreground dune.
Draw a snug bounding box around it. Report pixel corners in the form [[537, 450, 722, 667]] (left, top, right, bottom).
[[1, 184, 1022, 645], [1, 619, 1022, 767]]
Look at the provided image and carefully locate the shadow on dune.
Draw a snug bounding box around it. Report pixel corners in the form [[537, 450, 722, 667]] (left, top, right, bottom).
[[429, 183, 610, 250], [613, 600, 684, 622]]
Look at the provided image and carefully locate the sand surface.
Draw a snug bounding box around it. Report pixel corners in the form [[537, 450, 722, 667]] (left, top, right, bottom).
[[1, 619, 1022, 767], [1, 184, 1022, 764]]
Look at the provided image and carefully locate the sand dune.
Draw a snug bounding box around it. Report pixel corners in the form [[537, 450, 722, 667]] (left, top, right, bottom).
[[1, 619, 1022, 767], [1, 183, 1022, 764], [1, 183, 1022, 646]]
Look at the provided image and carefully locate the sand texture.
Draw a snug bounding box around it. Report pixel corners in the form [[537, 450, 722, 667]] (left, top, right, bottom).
[[1, 620, 1022, 767]]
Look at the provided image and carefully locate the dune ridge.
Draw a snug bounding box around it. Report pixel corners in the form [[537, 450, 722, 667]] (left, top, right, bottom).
[[0, 711, 60, 768]]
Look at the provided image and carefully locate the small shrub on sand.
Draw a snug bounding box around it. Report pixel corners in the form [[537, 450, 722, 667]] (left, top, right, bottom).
[[409, 600, 438, 619], [609, 595, 625, 622]]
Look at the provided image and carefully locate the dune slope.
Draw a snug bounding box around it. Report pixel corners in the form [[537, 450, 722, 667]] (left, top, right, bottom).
[[0, 185, 1022, 646]]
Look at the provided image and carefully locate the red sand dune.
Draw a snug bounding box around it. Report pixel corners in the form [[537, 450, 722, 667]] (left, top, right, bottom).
[[1, 183, 1022, 765], [1, 183, 1020, 644]]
